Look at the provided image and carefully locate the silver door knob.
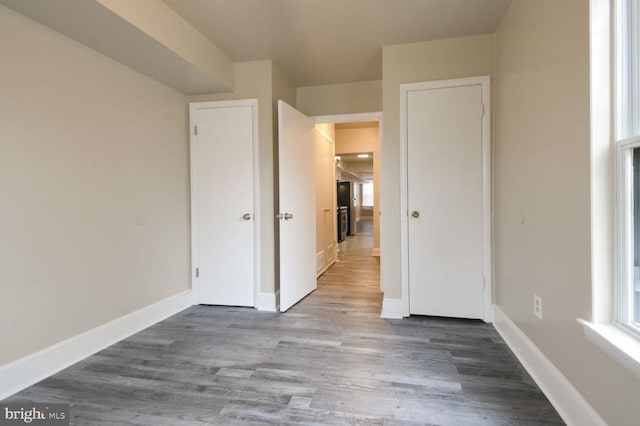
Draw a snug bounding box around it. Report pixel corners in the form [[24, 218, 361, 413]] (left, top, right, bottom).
[[411, 211, 420, 218], [242, 213, 252, 221], [284, 213, 293, 220]]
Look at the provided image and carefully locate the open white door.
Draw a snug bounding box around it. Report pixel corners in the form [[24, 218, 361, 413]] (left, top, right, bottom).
[[278, 100, 317, 311]]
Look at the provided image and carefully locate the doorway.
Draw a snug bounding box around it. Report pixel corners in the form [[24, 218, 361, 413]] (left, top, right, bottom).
[[313, 112, 382, 297]]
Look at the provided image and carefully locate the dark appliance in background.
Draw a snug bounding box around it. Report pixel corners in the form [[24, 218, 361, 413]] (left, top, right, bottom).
[[337, 206, 348, 242], [337, 181, 356, 236]]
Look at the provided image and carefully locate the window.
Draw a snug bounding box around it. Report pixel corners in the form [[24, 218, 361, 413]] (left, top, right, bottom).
[[580, 0, 640, 379], [616, 0, 640, 334], [362, 182, 374, 207]]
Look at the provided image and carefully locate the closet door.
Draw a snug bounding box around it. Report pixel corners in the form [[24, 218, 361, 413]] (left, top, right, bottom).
[[191, 100, 257, 306], [404, 78, 490, 320]]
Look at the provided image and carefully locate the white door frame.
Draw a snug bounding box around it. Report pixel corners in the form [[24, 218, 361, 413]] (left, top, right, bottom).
[[189, 99, 261, 306], [400, 76, 492, 322], [312, 111, 383, 259]]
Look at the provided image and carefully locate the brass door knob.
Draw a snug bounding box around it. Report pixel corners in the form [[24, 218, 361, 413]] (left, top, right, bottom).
[[411, 211, 420, 219]]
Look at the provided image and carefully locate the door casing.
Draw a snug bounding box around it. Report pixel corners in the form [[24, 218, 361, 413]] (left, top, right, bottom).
[[399, 76, 492, 322], [312, 112, 383, 261]]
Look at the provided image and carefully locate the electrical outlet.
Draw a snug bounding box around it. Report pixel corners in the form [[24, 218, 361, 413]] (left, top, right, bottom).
[[533, 294, 542, 320]]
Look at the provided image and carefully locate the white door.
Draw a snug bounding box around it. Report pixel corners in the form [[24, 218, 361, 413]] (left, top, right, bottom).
[[406, 80, 489, 319], [191, 100, 257, 306], [278, 100, 317, 311]]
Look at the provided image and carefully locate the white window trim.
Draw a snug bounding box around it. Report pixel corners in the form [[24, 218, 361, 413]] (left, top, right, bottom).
[[616, 0, 640, 139], [578, 319, 640, 378], [579, 0, 640, 378]]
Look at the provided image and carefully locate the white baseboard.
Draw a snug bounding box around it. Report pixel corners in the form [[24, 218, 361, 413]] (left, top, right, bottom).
[[372, 248, 380, 257], [0, 289, 194, 401], [256, 291, 277, 312], [316, 250, 325, 275], [381, 296, 407, 319], [483, 304, 495, 324], [316, 260, 336, 278], [493, 306, 606, 426]]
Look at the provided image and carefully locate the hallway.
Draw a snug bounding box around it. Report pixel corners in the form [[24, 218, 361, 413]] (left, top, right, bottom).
[[296, 219, 382, 318], [4, 219, 563, 425]]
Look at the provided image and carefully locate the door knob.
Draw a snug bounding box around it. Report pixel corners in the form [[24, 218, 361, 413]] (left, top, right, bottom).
[[411, 211, 420, 218], [284, 213, 293, 220], [242, 213, 252, 221]]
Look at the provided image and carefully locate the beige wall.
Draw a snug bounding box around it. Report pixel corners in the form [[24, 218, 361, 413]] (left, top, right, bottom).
[[190, 60, 276, 296], [335, 128, 380, 252], [272, 62, 297, 107], [335, 127, 378, 153], [495, 1, 640, 424], [315, 124, 337, 273], [381, 34, 495, 298], [296, 80, 382, 116], [272, 61, 297, 153], [0, 6, 190, 365]]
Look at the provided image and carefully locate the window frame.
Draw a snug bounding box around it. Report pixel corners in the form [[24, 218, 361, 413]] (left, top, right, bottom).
[[615, 0, 640, 335], [579, 0, 640, 379], [615, 0, 639, 140]]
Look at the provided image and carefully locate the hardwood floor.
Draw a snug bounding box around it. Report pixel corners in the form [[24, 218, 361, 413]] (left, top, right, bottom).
[[4, 220, 564, 425]]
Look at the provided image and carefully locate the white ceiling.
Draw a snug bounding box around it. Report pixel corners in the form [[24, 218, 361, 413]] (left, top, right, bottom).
[[337, 154, 374, 183], [162, 0, 511, 87]]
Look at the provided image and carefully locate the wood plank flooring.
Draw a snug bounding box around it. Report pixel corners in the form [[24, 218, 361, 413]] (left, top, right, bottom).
[[3, 220, 564, 425]]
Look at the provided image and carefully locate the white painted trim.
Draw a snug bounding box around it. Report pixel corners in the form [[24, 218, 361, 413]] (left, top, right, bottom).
[[316, 260, 337, 278], [589, 0, 614, 324], [578, 318, 640, 378], [381, 296, 405, 319], [327, 243, 337, 264], [372, 248, 380, 257], [493, 307, 606, 426], [316, 250, 326, 274], [251, 100, 262, 311], [400, 76, 492, 321], [189, 99, 260, 307], [312, 112, 383, 124], [256, 291, 277, 312], [189, 103, 199, 301], [0, 290, 193, 401], [316, 245, 338, 278], [399, 86, 410, 316]]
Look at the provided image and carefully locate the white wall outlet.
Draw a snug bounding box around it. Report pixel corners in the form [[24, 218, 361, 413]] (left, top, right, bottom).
[[533, 294, 542, 320]]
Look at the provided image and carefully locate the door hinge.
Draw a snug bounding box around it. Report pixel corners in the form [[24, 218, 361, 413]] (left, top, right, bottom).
[[481, 104, 485, 117], [195, 267, 199, 278], [194, 125, 198, 136]]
